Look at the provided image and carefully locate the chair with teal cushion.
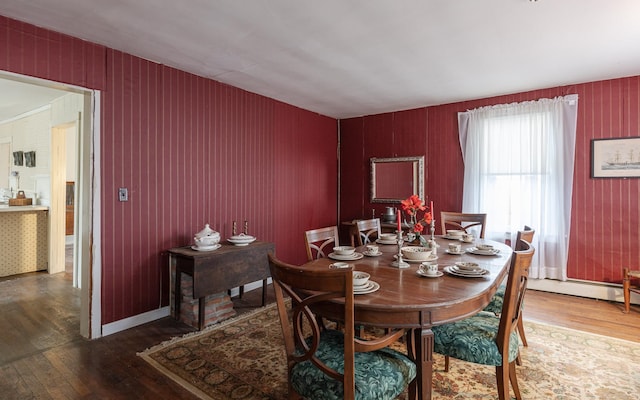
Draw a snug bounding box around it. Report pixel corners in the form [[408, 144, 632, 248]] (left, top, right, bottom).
[[483, 226, 535, 348], [268, 253, 417, 400], [433, 239, 534, 400]]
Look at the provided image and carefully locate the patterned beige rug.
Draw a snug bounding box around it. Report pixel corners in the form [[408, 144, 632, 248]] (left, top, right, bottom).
[[138, 303, 640, 399]]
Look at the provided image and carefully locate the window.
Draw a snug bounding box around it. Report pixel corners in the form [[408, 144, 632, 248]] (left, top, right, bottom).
[[458, 95, 578, 280]]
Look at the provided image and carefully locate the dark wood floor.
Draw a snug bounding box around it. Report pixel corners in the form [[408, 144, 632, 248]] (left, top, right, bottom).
[[1, 269, 639, 399]]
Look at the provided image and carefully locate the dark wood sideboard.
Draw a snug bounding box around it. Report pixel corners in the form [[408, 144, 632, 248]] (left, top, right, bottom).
[[168, 241, 275, 330]]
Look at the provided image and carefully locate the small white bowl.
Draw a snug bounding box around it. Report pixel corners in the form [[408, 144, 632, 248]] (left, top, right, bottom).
[[333, 246, 356, 256], [477, 243, 494, 251], [353, 271, 371, 286], [446, 230, 464, 237], [455, 261, 480, 271], [401, 246, 433, 261], [379, 233, 397, 241]]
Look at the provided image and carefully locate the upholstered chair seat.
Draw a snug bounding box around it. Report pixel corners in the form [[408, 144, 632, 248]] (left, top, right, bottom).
[[433, 313, 520, 366], [292, 330, 416, 400]]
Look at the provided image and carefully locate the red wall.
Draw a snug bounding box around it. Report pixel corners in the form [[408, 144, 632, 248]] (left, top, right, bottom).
[[340, 81, 640, 284], [1, 16, 338, 324]]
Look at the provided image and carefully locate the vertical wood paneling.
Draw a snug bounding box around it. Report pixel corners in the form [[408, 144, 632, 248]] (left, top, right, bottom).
[[341, 77, 640, 285], [2, 16, 336, 324]]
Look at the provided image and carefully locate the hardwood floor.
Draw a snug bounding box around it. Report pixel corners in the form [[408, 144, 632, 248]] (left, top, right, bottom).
[[1, 270, 638, 399]]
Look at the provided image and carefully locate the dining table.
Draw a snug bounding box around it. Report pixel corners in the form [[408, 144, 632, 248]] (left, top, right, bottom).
[[300, 235, 513, 400]]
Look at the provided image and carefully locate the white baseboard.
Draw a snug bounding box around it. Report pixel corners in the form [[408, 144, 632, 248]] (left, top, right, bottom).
[[101, 306, 170, 337], [101, 278, 272, 337], [529, 278, 638, 305]]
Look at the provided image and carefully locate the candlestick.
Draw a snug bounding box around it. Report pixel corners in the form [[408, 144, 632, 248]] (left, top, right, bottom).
[[232, 221, 237, 236], [244, 220, 248, 234], [391, 229, 409, 268]]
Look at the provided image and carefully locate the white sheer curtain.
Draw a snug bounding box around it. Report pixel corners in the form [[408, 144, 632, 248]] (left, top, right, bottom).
[[458, 95, 578, 280]]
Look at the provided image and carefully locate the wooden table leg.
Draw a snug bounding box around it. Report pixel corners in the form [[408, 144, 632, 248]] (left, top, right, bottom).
[[174, 264, 182, 322], [261, 279, 268, 306], [198, 297, 205, 330], [412, 327, 434, 400]]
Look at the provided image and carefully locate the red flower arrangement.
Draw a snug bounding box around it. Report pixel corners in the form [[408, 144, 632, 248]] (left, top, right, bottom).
[[400, 194, 433, 236]]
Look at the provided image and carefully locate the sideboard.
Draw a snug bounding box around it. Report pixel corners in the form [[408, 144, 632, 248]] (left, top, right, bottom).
[[168, 241, 275, 330]]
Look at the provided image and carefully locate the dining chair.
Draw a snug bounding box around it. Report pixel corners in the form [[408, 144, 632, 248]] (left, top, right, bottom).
[[267, 253, 417, 400], [483, 226, 535, 347], [623, 267, 640, 313], [433, 239, 535, 400], [355, 218, 382, 246], [304, 226, 340, 261], [440, 211, 487, 238]]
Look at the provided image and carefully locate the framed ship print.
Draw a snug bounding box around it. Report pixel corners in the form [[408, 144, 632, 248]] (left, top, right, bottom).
[[591, 137, 640, 178]]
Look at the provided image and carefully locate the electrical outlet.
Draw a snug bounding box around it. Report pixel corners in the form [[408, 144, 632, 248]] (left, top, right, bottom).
[[118, 187, 128, 202]]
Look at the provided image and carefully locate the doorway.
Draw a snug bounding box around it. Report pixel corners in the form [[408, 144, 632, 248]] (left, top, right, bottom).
[[0, 70, 100, 339]]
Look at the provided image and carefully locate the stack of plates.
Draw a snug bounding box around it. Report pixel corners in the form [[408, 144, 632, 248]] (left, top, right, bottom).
[[328, 252, 363, 261], [376, 238, 397, 245], [227, 234, 257, 246], [444, 263, 489, 277], [466, 247, 500, 256], [353, 281, 380, 294]]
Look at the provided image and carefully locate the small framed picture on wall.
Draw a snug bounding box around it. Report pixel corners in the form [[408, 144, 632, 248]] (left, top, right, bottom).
[[591, 136, 640, 178], [13, 151, 23, 166]]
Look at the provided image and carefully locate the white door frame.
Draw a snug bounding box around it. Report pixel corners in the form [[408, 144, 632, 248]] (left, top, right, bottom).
[[0, 70, 102, 339]]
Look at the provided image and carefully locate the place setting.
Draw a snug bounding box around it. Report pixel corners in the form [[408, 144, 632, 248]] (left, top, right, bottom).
[[375, 233, 398, 245], [444, 261, 490, 278], [465, 243, 501, 256], [328, 246, 364, 261], [445, 242, 465, 255], [362, 244, 382, 257], [442, 229, 465, 240], [352, 271, 380, 294], [416, 262, 443, 278]]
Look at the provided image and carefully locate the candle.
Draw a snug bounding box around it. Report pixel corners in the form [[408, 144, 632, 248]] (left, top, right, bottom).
[[397, 210, 401, 233], [430, 201, 434, 216]]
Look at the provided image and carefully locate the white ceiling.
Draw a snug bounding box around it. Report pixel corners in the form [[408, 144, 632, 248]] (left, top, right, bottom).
[[1, 0, 640, 119]]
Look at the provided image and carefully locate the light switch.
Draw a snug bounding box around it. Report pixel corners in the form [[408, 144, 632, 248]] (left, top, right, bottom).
[[118, 187, 128, 202]]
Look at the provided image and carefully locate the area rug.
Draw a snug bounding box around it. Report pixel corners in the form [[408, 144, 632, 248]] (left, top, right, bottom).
[[139, 303, 640, 399]]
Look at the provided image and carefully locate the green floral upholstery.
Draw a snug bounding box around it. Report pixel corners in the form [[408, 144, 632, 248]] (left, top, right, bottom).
[[291, 330, 416, 400], [483, 284, 506, 314], [433, 313, 520, 366]]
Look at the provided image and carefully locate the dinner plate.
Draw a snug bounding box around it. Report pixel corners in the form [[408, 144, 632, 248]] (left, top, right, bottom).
[[191, 244, 221, 252], [445, 249, 465, 255], [376, 239, 397, 245], [353, 280, 380, 294], [444, 266, 489, 277], [416, 270, 443, 278], [363, 251, 383, 257], [328, 252, 364, 261], [466, 247, 501, 256], [394, 254, 438, 263]]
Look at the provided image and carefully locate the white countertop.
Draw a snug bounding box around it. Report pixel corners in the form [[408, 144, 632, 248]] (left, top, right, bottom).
[[0, 205, 49, 213]]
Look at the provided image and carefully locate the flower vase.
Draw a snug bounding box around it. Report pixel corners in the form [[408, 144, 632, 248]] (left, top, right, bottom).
[[419, 235, 429, 247]]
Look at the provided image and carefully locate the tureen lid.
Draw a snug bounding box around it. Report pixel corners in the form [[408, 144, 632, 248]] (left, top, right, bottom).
[[195, 224, 218, 238]]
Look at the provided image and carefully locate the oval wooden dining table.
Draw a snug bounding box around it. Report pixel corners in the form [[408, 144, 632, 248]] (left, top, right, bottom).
[[300, 236, 513, 400]]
